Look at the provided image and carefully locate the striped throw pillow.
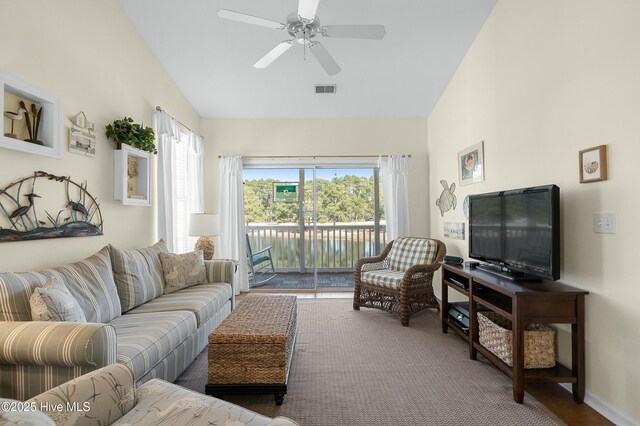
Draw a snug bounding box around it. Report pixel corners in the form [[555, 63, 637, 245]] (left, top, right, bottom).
[[46, 246, 121, 323], [109, 240, 167, 312]]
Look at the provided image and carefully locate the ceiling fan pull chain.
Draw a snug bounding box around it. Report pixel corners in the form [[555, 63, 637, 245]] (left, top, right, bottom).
[[303, 28, 307, 61]]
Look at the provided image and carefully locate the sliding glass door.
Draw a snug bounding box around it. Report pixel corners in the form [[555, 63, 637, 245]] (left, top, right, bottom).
[[243, 166, 385, 290]]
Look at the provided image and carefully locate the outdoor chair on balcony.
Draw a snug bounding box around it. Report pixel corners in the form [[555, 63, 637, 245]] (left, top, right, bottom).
[[353, 237, 446, 326], [246, 234, 277, 287]]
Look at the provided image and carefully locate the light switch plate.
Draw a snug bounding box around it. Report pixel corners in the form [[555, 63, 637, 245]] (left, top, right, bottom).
[[594, 212, 615, 234]]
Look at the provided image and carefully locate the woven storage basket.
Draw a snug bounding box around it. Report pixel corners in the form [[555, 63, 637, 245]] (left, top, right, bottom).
[[478, 311, 556, 369]]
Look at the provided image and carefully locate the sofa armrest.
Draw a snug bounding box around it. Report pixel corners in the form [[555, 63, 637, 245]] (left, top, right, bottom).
[[204, 260, 237, 306], [204, 260, 235, 285], [27, 363, 135, 426], [0, 321, 116, 368]]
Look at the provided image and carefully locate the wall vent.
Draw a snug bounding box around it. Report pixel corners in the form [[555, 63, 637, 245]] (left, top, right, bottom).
[[315, 84, 337, 94]]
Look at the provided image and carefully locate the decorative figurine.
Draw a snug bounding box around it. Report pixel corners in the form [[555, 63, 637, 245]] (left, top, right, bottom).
[[3, 107, 27, 139]]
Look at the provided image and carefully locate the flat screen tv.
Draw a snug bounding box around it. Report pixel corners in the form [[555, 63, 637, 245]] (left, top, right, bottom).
[[468, 184, 560, 281]]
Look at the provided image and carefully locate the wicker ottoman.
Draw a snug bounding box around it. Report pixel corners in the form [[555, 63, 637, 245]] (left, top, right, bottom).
[[205, 295, 297, 405]]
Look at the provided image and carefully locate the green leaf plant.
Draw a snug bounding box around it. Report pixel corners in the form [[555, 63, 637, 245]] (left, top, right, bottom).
[[105, 116, 157, 154]]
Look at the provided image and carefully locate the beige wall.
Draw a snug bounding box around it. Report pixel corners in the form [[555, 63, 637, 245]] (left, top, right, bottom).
[[0, 0, 200, 271], [428, 0, 640, 422], [202, 118, 430, 237]]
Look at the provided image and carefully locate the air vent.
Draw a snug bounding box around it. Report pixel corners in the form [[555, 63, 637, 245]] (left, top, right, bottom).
[[315, 84, 337, 94]]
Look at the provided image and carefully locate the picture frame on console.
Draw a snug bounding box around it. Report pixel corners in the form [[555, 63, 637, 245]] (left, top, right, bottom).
[[458, 141, 485, 186], [579, 144, 608, 183]]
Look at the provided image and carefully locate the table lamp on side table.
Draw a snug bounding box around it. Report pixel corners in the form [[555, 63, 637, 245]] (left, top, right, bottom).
[[188, 213, 219, 260]]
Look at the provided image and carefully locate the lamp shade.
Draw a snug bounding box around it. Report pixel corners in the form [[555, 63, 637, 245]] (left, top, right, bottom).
[[188, 213, 219, 237]]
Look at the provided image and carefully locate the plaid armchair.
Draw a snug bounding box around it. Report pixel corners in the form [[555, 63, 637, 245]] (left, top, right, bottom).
[[353, 237, 446, 326]]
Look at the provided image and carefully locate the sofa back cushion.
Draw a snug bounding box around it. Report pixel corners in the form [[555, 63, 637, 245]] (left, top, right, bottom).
[[46, 246, 121, 323], [0, 247, 120, 323], [0, 271, 52, 321], [109, 240, 167, 312], [388, 237, 439, 272]]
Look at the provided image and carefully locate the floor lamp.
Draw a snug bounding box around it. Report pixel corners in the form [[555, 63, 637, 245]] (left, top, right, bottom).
[[188, 213, 219, 260]]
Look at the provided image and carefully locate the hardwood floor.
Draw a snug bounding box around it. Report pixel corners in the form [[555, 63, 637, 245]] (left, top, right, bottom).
[[239, 291, 612, 425]]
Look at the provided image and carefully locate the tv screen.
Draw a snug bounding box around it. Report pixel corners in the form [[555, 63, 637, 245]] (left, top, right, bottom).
[[468, 185, 560, 280]]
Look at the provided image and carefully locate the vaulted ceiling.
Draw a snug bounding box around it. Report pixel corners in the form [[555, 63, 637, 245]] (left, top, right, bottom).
[[119, 0, 496, 118]]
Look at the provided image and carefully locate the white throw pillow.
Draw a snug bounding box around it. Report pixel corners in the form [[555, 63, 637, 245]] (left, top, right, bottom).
[[30, 277, 87, 322]]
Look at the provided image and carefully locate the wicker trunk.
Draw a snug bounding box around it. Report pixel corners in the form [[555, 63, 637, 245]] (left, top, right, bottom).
[[206, 295, 297, 404]]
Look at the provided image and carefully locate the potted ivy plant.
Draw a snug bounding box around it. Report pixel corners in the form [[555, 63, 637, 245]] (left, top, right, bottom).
[[105, 117, 157, 154]]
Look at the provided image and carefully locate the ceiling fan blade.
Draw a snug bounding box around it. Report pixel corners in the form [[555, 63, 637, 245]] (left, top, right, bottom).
[[309, 42, 341, 76], [218, 9, 286, 30], [253, 41, 295, 69], [322, 25, 386, 40], [298, 0, 320, 22]]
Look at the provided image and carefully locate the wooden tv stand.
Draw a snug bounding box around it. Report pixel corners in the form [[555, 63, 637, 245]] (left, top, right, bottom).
[[441, 263, 588, 403]]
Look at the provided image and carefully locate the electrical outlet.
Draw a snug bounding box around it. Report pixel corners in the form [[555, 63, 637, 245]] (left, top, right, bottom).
[[594, 212, 615, 234]]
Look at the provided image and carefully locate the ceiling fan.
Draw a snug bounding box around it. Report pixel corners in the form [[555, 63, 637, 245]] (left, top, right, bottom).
[[218, 0, 386, 76]]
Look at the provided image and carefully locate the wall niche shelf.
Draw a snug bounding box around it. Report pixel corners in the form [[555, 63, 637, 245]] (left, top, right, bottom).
[[0, 71, 63, 159], [114, 144, 151, 206]]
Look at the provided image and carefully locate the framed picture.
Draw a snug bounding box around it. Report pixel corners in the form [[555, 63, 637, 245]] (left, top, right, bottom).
[[444, 222, 465, 240], [69, 126, 96, 157], [458, 141, 484, 186], [273, 182, 299, 203], [579, 145, 608, 183]]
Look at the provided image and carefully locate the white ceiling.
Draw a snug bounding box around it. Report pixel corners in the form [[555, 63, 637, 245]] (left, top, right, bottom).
[[119, 0, 496, 118]]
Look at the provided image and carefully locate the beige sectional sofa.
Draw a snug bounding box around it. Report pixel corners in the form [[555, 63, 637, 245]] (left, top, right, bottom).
[[0, 241, 235, 401], [1, 363, 299, 425]]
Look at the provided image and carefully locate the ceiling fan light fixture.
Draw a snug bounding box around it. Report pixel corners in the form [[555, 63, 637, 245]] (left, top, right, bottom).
[[218, 0, 386, 76]]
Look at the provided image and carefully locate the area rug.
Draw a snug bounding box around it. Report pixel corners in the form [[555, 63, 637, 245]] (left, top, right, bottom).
[[175, 298, 564, 426]]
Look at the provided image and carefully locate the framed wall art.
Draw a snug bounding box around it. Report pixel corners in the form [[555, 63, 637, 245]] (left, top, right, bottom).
[[579, 145, 608, 183], [273, 182, 299, 203], [444, 222, 465, 240], [458, 141, 484, 186]]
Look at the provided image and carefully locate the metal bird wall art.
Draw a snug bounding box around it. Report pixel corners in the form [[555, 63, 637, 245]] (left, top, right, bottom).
[[0, 171, 103, 242]]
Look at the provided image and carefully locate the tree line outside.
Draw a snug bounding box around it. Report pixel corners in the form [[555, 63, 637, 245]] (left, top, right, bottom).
[[244, 175, 384, 224]]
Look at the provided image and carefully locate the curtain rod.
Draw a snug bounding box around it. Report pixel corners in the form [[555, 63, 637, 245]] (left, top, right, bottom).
[[155, 106, 205, 140], [217, 154, 411, 159]]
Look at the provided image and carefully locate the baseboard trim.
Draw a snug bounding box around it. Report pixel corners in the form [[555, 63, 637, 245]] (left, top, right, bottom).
[[559, 383, 637, 426]]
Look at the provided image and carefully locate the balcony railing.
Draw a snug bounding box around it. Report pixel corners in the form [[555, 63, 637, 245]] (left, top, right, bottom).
[[247, 223, 387, 272]]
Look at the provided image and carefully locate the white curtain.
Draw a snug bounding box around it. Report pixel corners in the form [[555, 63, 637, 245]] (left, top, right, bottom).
[[187, 132, 205, 214], [154, 110, 180, 252], [218, 156, 248, 294], [379, 155, 411, 241]]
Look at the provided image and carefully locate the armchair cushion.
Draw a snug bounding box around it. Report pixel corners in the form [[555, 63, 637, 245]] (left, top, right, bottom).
[[360, 269, 405, 290], [388, 237, 438, 271], [159, 251, 207, 294], [109, 240, 168, 312], [29, 276, 87, 323]]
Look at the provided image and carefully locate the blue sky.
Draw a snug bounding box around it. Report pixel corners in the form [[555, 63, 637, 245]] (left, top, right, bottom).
[[243, 168, 373, 181]]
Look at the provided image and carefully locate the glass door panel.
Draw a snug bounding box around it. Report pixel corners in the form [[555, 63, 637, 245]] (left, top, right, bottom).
[[243, 166, 384, 291]]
